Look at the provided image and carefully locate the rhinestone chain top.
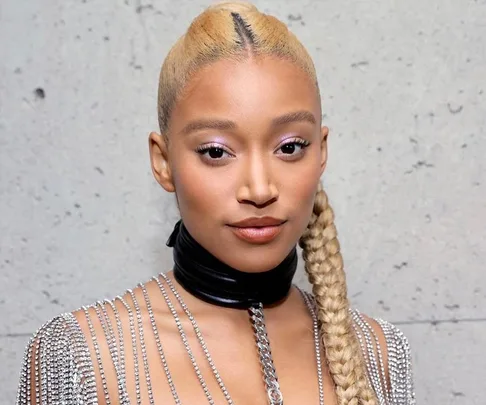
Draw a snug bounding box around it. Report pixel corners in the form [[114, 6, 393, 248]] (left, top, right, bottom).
[[16, 275, 416, 405]]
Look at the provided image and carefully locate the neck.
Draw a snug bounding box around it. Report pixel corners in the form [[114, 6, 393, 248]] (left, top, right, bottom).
[[166, 220, 298, 309]]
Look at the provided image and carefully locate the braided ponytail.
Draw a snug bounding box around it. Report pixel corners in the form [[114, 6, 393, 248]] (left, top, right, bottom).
[[299, 182, 377, 405]]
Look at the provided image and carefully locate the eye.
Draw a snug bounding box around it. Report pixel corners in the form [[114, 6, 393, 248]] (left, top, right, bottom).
[[196, 143, 234, 163], [276, 139, 310, 157]]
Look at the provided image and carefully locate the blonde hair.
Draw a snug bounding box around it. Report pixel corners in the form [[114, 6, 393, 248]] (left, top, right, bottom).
[[157, 2, 377, 404], [157, 1, 316, 134]]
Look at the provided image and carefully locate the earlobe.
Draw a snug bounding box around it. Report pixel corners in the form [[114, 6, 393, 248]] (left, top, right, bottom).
[[320, 126, 329, 174], [148, 131, 176, 192]]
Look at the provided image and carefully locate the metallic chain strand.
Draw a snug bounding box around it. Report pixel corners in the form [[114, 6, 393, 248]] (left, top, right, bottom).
[[82, 306, 112, 405], [154, 276, 216, 404], [249, 303, 285, 405], [299, 289, 325, 405], [159, 273, 235, 405], [351, 310, 388, 404], [94, 302, 127, 402], [106, 298, 130, 405], [119, 296, 142, 405], [129, 288, 156, 405], [140, 282, 182, 405], [98, 300, 132, 404]]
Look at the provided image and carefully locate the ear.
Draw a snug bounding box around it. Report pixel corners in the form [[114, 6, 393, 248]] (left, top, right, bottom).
[[319, 126, 329, 175], [148, 131, 175, 192]]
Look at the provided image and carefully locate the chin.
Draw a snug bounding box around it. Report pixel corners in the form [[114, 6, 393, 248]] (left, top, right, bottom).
[[212, 226, 298, 273], [221, 245, 294, 273]]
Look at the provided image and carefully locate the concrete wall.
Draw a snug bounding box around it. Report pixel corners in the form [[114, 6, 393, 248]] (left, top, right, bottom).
[[1, 0, 485, 403]]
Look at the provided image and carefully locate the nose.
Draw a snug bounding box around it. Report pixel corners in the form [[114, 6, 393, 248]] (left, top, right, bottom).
[[236, 152, 279, 207]]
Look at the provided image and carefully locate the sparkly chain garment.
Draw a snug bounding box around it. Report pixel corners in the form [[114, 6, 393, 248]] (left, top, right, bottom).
[[16, 277, 415, 405]]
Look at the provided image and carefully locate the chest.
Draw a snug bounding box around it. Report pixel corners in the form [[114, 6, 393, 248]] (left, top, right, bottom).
[[99, 317, 338, 405]]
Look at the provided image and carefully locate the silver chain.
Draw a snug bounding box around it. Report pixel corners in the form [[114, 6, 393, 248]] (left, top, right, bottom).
[[157, 274, 324, 405], [159, 273, 235, 404], [154, 276, 216, 404], [249, 303, 284, 405], [300, 289, 324, 405]]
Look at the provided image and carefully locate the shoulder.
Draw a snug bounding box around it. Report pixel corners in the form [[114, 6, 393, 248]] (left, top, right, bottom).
[[16, 312, 97, 405], [350, 309, 415, 405], [350, 308, 413, 370], [20, 311, 91, 360], [71, 277, 163, 345], [16, 289, 138, 405], [16, 276, 169, 405]]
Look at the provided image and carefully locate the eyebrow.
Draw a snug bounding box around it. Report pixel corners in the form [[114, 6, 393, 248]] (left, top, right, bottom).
[[180, 118, 237, 135], [271, 110, 317, 127], [180, 110, 317, 135]]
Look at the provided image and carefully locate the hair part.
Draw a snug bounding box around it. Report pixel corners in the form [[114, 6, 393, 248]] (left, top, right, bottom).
[[157, 2, 377, 403], [231, 12, 256, 46]]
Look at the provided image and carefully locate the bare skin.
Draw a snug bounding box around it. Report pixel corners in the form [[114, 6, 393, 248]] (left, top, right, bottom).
[[73, 56, 388, 405]]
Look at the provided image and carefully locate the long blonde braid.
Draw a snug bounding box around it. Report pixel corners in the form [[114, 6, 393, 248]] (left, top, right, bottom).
[[299, 182, 377, 405], [157, 2, 378, 403]]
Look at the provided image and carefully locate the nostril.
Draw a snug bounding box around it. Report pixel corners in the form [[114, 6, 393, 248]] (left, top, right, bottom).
[[239, 195, 278, 209]]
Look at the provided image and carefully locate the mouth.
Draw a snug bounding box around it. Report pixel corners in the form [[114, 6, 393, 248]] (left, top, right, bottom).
[[227, 217, 287, 244]]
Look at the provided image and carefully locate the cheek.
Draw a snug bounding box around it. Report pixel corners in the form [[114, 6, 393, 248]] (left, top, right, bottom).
[[292, 171, 319, 215], [171, 155, 233, 219], [283, 147, 321, 191], [279, 152, 321, 224]]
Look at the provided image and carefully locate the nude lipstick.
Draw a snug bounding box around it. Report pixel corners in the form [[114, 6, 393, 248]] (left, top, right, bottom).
[[227, 216, 286, 244]]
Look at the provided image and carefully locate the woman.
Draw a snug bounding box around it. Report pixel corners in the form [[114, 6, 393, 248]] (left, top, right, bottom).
[[16, 2, 414, 405]]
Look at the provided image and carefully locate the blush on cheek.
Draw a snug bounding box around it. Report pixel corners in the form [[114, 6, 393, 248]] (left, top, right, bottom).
[[294, 168, 321, 225], [173, 164, 225, 218]]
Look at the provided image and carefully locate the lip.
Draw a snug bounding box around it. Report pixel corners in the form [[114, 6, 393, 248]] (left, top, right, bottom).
[[227, 217, 286, 244], [229, 216, 286, 228]]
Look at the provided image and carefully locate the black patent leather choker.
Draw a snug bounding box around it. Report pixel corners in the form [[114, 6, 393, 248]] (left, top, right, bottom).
[[166, 220, 298, 309]]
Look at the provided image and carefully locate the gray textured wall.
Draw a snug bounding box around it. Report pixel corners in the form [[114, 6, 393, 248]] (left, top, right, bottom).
[[1, 0, 485, 403]]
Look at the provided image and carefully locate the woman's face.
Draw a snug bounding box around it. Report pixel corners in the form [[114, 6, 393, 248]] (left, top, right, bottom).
[[150, 56, 328, 273]]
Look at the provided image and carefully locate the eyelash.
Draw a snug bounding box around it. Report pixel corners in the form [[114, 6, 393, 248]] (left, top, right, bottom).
[[196, 138, 311, 164], [277, 139, 310, 155], [196, 143, 234, 160]]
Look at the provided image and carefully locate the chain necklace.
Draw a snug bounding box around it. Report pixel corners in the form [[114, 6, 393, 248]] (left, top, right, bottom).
[[158, 273, 324, 405]]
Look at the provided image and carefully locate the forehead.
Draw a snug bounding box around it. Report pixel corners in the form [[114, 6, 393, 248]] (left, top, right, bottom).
[[170, 56, 320, 132]]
